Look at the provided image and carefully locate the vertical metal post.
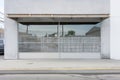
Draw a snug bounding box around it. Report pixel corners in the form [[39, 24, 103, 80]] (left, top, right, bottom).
[[62, 25, 64, 37], [57, 25, 59, 37], [26, 25, 29, 34], [58, 18, 61, 58], [16, 19, 19, 59]]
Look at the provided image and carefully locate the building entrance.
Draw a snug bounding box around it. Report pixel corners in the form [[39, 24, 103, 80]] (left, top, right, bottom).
[[18, 23, 101, 59]]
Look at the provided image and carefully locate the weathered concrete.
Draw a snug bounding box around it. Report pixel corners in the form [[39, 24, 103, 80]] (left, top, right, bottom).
[[0, 59, 120, 74], [0, 74, 120, 80]]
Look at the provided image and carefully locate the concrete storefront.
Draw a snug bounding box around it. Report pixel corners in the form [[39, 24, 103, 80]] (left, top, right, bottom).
[[4, 0, 119, 60]]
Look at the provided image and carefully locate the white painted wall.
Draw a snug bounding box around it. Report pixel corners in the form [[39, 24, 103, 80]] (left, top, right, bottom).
[[5, 0, 109, 14], [4, 17, 18, 59], [110, 0, 120, 59], [101, 18, 110, 59]]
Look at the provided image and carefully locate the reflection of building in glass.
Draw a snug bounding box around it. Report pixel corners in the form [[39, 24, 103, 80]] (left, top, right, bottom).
[[18, 25, 101, 53], [86, 27, 100, 37]]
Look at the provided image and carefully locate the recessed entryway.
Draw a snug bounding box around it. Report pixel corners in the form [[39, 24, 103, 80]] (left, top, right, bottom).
[[18, 20, 101, 59]]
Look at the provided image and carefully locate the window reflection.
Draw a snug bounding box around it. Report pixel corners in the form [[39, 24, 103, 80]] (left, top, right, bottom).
[[18, 24, 101, 52], [61, 25, 100, 37]]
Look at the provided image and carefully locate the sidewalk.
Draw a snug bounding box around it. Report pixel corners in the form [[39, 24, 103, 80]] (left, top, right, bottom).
[[0, 55, 3, 60], [0, 59, 120, 74]]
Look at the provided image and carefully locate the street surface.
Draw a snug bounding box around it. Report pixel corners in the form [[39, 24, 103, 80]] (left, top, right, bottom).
[[0, 74, 120, 80]]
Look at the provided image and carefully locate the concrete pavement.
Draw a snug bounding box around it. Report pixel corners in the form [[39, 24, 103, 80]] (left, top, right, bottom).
[[0, 55, 3, 60], [0, 59, 120, 74], [0, 74, 120, 80]]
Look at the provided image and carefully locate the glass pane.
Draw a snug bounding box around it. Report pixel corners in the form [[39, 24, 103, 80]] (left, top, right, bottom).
[[18, 24, 101, 53], [59, 25, 100, 37], [18, 24, 58, 52], [59, 25, 101, 52]]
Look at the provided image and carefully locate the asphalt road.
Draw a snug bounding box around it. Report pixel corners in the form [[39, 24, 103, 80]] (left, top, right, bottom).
[[0, 74, 120, 80]]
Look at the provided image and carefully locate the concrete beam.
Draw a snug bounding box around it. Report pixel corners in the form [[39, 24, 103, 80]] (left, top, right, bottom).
[[7, 14, 109, 18]]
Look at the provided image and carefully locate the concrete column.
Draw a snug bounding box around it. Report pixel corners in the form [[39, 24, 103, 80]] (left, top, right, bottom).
[[4, 17, 18, 59], [110, 0, 120, 59], [100, 18, 110, 59]]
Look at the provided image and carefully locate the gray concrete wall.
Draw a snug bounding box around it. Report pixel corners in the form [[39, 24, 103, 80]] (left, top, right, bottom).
[[5, 0, 109, 14], [100, 18, 110, 59], [4, 17, 18, 59]]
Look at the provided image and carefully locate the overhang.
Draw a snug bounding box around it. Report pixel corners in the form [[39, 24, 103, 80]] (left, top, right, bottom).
[[7, 14, 109, 25]]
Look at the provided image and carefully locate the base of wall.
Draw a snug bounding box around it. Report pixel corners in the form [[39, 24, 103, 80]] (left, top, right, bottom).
[[19, 53, 101, 59]]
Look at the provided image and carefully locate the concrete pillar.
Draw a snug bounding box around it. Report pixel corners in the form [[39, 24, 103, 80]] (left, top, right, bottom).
[[110, 0, 120, 59], [100, 18, 110, 59], [4, 17, 18, 59]]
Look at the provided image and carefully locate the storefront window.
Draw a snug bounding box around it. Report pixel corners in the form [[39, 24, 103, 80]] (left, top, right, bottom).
[[18, 24, 101, 52]]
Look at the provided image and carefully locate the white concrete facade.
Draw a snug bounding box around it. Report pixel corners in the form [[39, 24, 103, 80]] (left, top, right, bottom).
[[4, 17, 18, 59], [101, 18, 110, 59], [110, 0, 120, 59], [5, 0, 109, 14], [5, 0, 120, 60]]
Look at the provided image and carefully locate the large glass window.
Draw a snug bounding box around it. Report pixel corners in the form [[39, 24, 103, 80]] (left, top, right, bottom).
[[18, 24, 101, 53]]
